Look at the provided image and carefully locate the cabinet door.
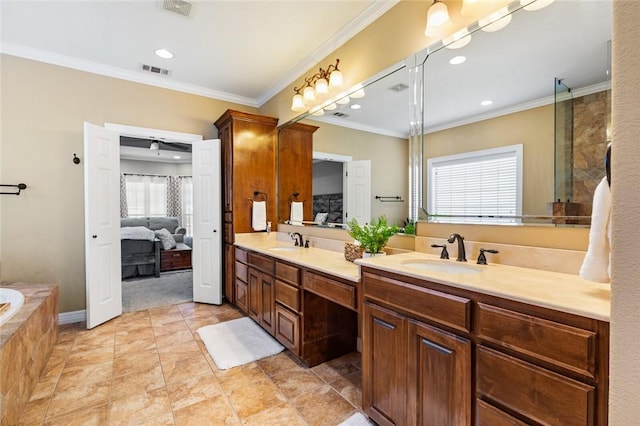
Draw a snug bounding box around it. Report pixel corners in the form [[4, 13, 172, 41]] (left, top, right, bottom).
[[259, 273, 275, 335], [363, 302, 407, 426], [235, 278, 248, 313], [275, 303, 300, 355], [219, 124, 233, 213], [407, 319, 472, 426], [247, 267, 261, 322]]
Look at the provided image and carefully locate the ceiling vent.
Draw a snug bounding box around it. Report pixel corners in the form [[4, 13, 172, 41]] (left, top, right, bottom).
[[389, 83, 409, 92], [332, 112, 350, 118], [141, 64, 171, 76], [163, 0, 192, 17]]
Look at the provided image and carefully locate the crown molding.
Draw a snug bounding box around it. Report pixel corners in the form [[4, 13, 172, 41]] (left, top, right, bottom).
[[0, 42, 258, 107], [256, 0, 401, 107]]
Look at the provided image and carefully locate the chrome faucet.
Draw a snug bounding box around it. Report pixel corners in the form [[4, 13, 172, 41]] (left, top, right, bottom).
[[290, 232, 304, 247], [447, 233, 467, 262]]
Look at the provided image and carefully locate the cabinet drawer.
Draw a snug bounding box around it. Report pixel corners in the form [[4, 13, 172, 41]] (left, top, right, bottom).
[[363, 272, 471, 333], [160, 249, 191, 271], [275, 280, 300, 312], [476, 399, 528, 426], [235, 261, 248, 283], [276, 261, 300, 286], [275, 303, 300, 355], [477, 346, 594, 426], [248, 252, 274, 274], [304, 271, 356, 311], [235, 247, 248, 263], [477, 303, 596, 378]]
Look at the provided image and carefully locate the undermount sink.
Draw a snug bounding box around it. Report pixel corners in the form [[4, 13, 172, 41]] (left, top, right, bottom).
[[267, 246, 301, 252], [401, 259, 482, 275]]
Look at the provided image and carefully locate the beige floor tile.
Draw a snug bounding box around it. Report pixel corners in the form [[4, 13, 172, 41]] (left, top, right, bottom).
[[56, 360, 113, 389], [242, 403, 307, 426], [311, 352, 361, 384], [293, 384, 356, 426], [271, 368, 326, 400], [214, 362, 269, 392], [45, 379, 111, 420], [154, 328, 195, 349], [115, 336, 157, 356], [167, 371, 224, 410], [257, 352, 308, 377], [330, 370, 363, 410], [64, 345, 114, 367], [161, 353, 213, 385], [112, 364, 166, 399], [172, 394, 240, 426], [16, 396, 50, 426], [157, 340, 202, 365], [43, 403, 109, 426], [115, 327, 156, 345], [113, 347, 161, 377], [110, 387, 172, 426], [29, 375, 59, 401], [227, 379, 288, 419]]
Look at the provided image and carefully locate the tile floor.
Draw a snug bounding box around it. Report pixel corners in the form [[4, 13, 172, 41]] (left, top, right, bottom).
[[17, 302, 366, 425]]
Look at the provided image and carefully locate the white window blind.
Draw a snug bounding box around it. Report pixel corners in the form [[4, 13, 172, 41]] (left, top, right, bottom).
[[125, 175, 167, 218], [427, 144, 522, 224]]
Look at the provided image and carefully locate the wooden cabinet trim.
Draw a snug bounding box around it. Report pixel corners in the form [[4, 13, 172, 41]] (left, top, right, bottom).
[[477, 302, 597, 379], [363, 271, 471, 333], [477, 345, 595, 426], [476, 399, 529, 426]]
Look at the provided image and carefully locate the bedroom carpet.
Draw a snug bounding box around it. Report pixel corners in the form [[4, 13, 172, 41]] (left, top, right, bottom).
[[197, 317, 284, 369], [122, 270, 192, 312]]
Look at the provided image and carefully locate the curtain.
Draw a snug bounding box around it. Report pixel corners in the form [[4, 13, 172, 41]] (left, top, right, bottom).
[[166, 176, 182, 218], [120, 173, 128, 218], [180, 176, 193, 236]]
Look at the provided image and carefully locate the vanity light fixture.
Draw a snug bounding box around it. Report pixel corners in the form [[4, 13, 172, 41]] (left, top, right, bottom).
[[350, 87, 366, 98], [290, 59, 344, 112], [460, 0, 483, 17], [425, 0, 452, 38], [521, 0, 554, 11], [479, 7, 512, 32], [336, 95, 351, 105], [324, 103, 337, 111], [444, 28, 472, 50], [449, 55, 466, 65], [154, 48, 174, 59]]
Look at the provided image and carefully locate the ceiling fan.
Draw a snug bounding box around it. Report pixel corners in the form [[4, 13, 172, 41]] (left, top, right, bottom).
[[149, 140, 191, 152]]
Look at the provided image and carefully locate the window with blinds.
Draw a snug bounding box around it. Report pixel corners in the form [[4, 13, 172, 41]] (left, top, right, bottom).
[[427, 144, 523, 224]]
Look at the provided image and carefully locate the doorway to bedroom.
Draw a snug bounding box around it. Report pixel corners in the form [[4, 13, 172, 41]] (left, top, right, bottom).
[[119, 135, 194, 312]]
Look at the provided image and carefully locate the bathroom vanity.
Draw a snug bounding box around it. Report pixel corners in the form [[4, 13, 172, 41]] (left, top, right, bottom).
[[357, 253, 610, 426]]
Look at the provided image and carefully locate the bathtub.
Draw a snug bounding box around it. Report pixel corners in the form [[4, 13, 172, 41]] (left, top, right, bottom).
[[0, 287, 25, 326]]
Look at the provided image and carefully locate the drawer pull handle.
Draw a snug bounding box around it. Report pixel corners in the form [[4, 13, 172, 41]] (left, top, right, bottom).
[[173, 254, 181, 257], [421, 338, 452, 355], [373, 317, 396, 330]]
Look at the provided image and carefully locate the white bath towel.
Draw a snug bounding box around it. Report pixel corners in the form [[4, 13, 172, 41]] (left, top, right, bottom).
[[252, 201, 267, 231], [290, 201, 304, 225], [579, 177, 611, 283]]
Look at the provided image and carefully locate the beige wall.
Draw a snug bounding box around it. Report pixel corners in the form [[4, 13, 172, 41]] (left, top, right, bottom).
[[425, 104, 555, 216], [0, 54, 255, 312], [610, 0, 640, 422], [308, 120, 409, 225]]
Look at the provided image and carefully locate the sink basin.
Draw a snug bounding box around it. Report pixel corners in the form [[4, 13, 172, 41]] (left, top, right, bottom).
[[401, 259, 481, 275], [267, 246, 301, 253]]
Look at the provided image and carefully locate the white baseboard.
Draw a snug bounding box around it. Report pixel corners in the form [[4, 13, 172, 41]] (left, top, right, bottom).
[[59, 310, 86, 325]]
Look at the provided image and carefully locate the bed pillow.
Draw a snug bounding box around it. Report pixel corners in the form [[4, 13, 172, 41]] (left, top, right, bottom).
[[155, 228, 177, 250], [314, 212, 329, 224]]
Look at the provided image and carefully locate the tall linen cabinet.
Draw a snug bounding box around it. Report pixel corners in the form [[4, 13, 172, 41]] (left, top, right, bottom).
[[214, 109, 278, 303]]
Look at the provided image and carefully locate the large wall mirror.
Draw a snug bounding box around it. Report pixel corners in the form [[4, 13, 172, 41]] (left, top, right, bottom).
[[418, 0, 612, 225]]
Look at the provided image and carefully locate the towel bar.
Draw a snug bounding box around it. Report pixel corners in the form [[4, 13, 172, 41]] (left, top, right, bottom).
[[1, 183, 27, 195]]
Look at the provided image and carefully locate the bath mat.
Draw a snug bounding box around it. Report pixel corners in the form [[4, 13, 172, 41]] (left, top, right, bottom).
[[197, 317, 284, 370], [338, 412, 373, 426]]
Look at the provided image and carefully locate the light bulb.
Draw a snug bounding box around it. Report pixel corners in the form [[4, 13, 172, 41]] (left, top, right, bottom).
[[303, 85, 316, 101], [291, 94, 306, 112], [444, 29, 472, 50], [425, 1, 452, 37], [329, 70, 344, 88], [315, 77, 329, 95]]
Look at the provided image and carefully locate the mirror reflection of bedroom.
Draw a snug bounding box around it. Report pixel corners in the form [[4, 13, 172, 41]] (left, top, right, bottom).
[[312, 153, 348, 225], [119, 136, 194, 312]]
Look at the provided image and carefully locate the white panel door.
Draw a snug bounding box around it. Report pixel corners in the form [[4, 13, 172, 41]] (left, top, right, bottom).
[[192, 139, 222, 304], [346, 160, 372, 225], [84, 122, 122, 328]]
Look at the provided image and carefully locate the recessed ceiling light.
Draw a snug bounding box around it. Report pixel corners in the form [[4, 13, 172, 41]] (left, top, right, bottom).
[[155, 49, 174, 59], [449, 56, 466, 65], [350, 104, 362, 110], [173, 155, 181, 159], [481, 100, 493, 106]]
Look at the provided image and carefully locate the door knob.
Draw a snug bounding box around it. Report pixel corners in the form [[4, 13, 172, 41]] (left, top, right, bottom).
[[213, 229, 218, 233], [92, 235, 97, 239]]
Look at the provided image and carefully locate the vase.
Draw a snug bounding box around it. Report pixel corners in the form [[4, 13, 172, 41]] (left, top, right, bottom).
[[363, 251, 386, 258]]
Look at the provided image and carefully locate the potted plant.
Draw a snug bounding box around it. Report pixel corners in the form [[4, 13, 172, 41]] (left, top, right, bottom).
[[347, 216, 399, 257]]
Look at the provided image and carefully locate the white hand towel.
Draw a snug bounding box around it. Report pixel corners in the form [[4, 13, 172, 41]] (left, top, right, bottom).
[[290, 201, 304, 225], [252, 201, 267, 231], [579, 177, 611, 283]]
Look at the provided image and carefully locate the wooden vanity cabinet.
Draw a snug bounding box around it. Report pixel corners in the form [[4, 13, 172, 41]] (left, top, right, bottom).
[[274, 261, 301, 354], [215, 109, 278, 304], [246, 252, 275, 335], [234, 247, 249, 313], [361, 267, 610, 426]]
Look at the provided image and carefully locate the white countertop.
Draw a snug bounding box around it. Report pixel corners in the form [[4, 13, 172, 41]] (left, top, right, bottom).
[[233, 233, 610, 322], [234, 233, 359, 282], [356, 251, 611, 322]]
